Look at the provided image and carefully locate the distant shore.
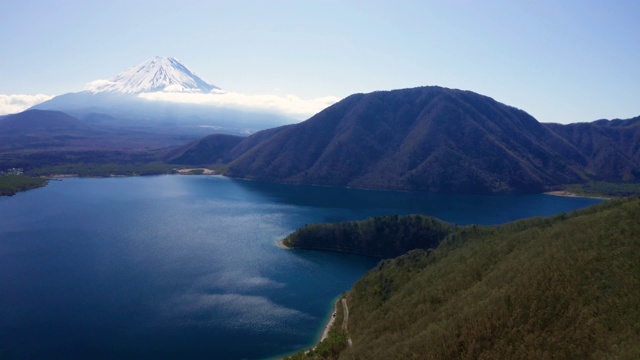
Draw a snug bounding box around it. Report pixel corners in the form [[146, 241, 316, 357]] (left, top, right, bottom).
[[544, 191, 610, 200], [175, 168, 217, 175], [276, 240, 289, 249], [47, 174, 78, 178]]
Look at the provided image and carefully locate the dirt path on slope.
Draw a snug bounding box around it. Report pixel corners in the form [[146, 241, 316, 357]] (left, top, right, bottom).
[[341, 298, 352, 346]]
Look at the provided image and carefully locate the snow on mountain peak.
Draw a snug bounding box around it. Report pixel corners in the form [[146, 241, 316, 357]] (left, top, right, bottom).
[[89, 56, 219, 94]]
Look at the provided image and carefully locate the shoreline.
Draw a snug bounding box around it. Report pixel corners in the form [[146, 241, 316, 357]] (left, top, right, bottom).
[[276, 240, 290, 249], [276, 297, 340, 359], [543, 190, 610, 200], [275, 238, 345, 346], [319, 299, 339, 343], [175, 168, 217, 175], [43, 167, 219, 179]]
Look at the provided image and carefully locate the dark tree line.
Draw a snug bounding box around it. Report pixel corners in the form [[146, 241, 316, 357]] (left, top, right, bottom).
[[283, 214, 453, 258]]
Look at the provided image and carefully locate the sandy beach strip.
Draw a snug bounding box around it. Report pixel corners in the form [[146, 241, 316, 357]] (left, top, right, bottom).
[[544, 191, 610, 200], [175, 168, 217, 174], [276, 240, 290, 249], [320, 300, 339, 342]]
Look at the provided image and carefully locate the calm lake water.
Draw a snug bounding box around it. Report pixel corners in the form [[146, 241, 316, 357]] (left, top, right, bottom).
[[0, 175, 602, 359]]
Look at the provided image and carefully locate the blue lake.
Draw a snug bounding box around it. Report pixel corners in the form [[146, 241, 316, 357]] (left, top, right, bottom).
[[0, 175, 602, 359]]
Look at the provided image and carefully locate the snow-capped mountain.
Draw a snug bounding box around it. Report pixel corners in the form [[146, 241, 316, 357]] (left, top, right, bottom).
[[89, 56, 219, 94], [31, 56, 294, 136]]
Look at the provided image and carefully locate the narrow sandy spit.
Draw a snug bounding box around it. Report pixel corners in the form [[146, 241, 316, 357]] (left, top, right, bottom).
[[320, 300, 339, 342], [276, 240, 290, 249], [544, 191, 610, 200], [175, 168, 217, 174]]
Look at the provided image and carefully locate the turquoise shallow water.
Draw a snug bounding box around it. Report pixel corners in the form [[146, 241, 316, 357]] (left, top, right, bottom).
[[0, 175, 602, 359]]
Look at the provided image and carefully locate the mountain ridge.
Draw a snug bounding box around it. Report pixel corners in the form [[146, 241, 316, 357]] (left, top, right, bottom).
[[543, 118, 640, 181], [0, 109, 91, 133], [223, 86, 589, 193], [171, 86, 639, 194]]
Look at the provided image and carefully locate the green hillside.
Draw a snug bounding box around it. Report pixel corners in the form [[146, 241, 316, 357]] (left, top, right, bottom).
[[545, 116, 640, 182], [288, 197, 640, 359], [0, 174, 47, 196]]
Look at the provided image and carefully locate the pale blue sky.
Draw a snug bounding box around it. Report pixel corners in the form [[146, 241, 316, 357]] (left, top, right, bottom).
[[1, 0, 638, 123]]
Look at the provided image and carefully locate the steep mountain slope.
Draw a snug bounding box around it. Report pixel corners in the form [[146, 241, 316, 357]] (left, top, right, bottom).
[[544, 116, 640, 181], [165, 133, 244, 165], [305, 197, 640, 359], [224, 87, 588, 193]]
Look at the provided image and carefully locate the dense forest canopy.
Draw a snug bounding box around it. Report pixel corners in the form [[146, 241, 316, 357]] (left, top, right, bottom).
[[285, 197, 640, 359], [283, 215, 452, 258]]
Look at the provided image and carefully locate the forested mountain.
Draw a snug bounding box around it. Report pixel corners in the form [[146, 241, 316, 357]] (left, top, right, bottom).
[[544, 116, 640, 182], [171, 86, 639, 194], [6, 86, 639, 194], [287, 197, 640, 359], [224, 87, 590, 193], [165, 133, 244, 165], [0, 109, 102, 152]]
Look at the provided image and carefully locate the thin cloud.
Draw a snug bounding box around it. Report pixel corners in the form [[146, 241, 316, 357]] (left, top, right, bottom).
[[88, 79, 204, 93], [138, 90, 341, 119], [87, 79, 113, 91], [0, 94, 53, 115]]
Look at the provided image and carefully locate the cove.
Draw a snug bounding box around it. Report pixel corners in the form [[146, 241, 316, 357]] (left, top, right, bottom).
[[0, 175, 602, 359]]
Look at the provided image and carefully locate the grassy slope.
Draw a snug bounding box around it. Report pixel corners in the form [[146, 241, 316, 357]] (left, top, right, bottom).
[[0, 174, 47, 196], [564, 181, 640, 198], [337, 197, 640, 359]]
